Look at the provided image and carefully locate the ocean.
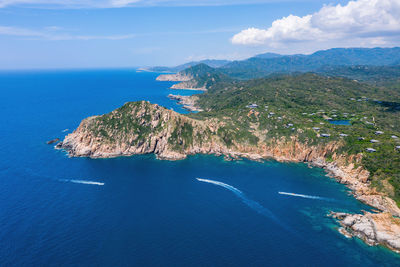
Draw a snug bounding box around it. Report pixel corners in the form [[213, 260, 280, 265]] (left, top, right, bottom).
[[0, 69, 399, 266]]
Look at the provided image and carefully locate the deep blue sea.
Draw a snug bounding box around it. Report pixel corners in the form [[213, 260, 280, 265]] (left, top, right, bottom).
[[0, 69, 399, 266]]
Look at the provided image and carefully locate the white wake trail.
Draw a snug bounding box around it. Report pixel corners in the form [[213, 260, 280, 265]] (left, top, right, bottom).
[[196, 178, 242, 194], [196, 178, 277, 219], [278, 192, 329, 200], [59, 179, 104, 186]]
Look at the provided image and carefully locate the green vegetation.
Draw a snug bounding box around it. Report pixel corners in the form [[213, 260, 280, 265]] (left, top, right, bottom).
[[168, 121, 194, 150], [316, 65, 400, 86], [89, 101, 164, 144], [187, 73, 400, 203], [220, 47, 400, 80], [179, 63, 233, 88], [148, 59, 230, 73]]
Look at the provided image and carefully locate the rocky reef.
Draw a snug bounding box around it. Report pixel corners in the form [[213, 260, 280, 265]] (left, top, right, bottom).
[[331, 212, 400, 253]]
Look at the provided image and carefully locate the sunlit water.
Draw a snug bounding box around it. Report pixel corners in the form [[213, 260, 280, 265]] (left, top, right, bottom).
[[0, 69, 399, 266]]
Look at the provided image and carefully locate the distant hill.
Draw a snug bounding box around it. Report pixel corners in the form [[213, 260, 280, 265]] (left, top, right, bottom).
[[172, 63, 233, 89], [254, 52, 283, 59], [220, 47, 400, 79], [148, 59, 231, 73], [316, 65, 400, 86]]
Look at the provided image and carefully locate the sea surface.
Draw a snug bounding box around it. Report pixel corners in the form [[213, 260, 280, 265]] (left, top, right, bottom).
[[0, 69, 399, 266]]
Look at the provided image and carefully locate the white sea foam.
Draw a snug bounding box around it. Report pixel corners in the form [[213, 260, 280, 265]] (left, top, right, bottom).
[[278, 191, 327, 200], [59, 179, 104, 186], [62, 129, 69, 132]]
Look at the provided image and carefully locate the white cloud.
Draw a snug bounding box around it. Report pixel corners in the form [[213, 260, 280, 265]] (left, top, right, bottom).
[[232, 0, 400, 50], [0, 0, 319, 8], [0, 25, 236, 41], [0, 25, 136, 40]]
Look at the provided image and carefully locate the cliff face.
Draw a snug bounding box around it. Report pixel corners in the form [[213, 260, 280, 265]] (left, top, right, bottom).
[[156, 73, 207, 90], [61, 101, 342, 162], [156, 73, 192, 82], [61, 101, 210, 160], [170, 81, 207, 90]]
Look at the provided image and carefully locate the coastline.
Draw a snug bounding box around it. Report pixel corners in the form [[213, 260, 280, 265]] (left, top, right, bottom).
[[58, 129, 400, 252], [156, 73, 208, 91], [56, 72, 400, 253], [167, 94, 203, 112]]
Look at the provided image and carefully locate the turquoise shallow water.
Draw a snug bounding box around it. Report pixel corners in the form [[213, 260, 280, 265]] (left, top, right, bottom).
[[0, 69, 399, 266]]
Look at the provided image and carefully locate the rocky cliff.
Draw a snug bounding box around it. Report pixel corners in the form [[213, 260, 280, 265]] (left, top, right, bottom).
[[60, 101, 343, 162], [156, 73, 192, 82], [156, 73, 207, 90], [58, 100, 400, 252]]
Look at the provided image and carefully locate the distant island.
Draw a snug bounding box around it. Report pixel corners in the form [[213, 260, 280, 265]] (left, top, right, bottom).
[[57, 47, 400, 253]]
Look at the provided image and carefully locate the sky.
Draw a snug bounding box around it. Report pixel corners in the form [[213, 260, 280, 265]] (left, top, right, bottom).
[[0, 0, 399, 69]]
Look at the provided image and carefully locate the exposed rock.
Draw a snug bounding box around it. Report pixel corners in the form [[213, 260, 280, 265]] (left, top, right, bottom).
[[46, 138, 60, 145], [170, 81, 207, 91], [331, 211, 400, 253], [156, 73, 207, 91], [168, 94, 203, 112], [156, 73, 192, 82]]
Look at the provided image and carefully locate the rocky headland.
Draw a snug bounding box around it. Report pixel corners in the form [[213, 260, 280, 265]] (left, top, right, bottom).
[[156, 73, 192, 82], [156, 73, 207, 90], [57, 98, 400, 253]]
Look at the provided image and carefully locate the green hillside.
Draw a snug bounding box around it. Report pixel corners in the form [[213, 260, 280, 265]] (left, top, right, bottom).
[[190, 73, 400, 203], [220, 47, 400, 79]]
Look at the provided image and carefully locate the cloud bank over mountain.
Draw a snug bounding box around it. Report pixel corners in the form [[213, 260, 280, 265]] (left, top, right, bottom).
[[232, 0, 400, 51]]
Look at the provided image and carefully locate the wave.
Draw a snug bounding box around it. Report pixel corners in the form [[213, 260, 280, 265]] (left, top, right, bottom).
[[59, 179, 104, 186], [196, 178, 277, 220], [278, 191, 330, 201]]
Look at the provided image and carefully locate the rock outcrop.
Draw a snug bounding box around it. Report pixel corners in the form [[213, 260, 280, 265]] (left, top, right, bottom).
[[168, 94, 203, 112], [170, 81, 207, 91], [46, 138, 60, 145], [332, 212, 400, 253], [156, 73, 207, 90], [156, 73, 192, 82]]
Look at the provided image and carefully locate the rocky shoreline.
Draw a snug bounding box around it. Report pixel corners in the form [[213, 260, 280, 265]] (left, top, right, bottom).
[[156, 73, 192, 82], [56, 101, 400, 253], [156, 73, 207, 91], [168, 94, 203, 112], [331, 212, 400, 253]]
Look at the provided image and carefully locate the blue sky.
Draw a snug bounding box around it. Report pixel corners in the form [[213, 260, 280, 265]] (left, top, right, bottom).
[[0, 0, 398, 69]]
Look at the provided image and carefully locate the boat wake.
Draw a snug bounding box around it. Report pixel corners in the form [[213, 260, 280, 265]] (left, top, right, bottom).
[[196, 178, 277, 220], [59, 179, 104, 186], [278, 191, 330, 201]]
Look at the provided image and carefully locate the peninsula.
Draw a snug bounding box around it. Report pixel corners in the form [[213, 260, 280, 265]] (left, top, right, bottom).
[[58, 48, 400, 252]]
